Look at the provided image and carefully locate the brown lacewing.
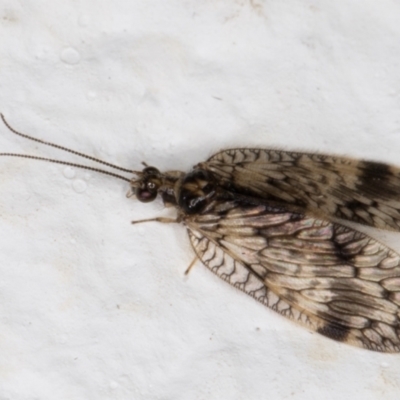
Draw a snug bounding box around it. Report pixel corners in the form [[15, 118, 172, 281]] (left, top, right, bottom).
[[2, 113, 400, 352]]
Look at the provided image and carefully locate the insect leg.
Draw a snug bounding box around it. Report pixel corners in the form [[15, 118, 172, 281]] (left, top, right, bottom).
[[131, 217, 181, 225], [184, 257, 198, 275]]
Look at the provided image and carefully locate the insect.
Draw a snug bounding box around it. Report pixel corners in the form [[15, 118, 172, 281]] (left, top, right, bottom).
[[1, 114, 400, 353]]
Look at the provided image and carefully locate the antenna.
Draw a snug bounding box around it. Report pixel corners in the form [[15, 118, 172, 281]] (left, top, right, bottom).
[[0, 113, 138, 183]]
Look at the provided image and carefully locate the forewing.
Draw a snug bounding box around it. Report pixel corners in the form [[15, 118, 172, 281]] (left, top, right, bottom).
[[186, 201, 400, 352], [188, 228, 320, 330], [202, 148, 400, 231]]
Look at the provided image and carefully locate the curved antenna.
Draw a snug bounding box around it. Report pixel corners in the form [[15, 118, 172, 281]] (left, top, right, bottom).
[[0, 113, 135, 174], [0, 153, 132, 182]]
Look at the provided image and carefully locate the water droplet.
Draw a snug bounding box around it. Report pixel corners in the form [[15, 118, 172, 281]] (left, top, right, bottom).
[[63, 167, 76, 179], [72, 179, 87, 193], [61, 47, 81, 65]]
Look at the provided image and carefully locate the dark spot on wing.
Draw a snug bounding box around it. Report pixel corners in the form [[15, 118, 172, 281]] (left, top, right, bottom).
[[317, 323, 350, 342], [331, 229, 354, 262], [358, 161, 398, 197], [344, 200, 362, 210], [289, 213, 303, 222]]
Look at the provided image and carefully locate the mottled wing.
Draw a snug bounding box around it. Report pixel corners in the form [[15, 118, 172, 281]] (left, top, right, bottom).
[[187, 228, 319, 331], [186, 201, 400, 352], [202, 148, 400, 231]]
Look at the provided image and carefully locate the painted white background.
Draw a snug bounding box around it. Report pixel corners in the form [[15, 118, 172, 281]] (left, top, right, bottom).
[[0, 1, 400, 399]]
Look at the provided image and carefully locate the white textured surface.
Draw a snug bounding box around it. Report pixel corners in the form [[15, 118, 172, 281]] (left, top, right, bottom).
[[1, 1, 400, 399]]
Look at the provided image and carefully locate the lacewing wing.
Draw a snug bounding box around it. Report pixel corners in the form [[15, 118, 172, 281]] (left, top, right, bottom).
[[2, 114, 400, 352]]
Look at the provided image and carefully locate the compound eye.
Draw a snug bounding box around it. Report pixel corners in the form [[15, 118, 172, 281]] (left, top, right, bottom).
[[136, 181, 159, 203]]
